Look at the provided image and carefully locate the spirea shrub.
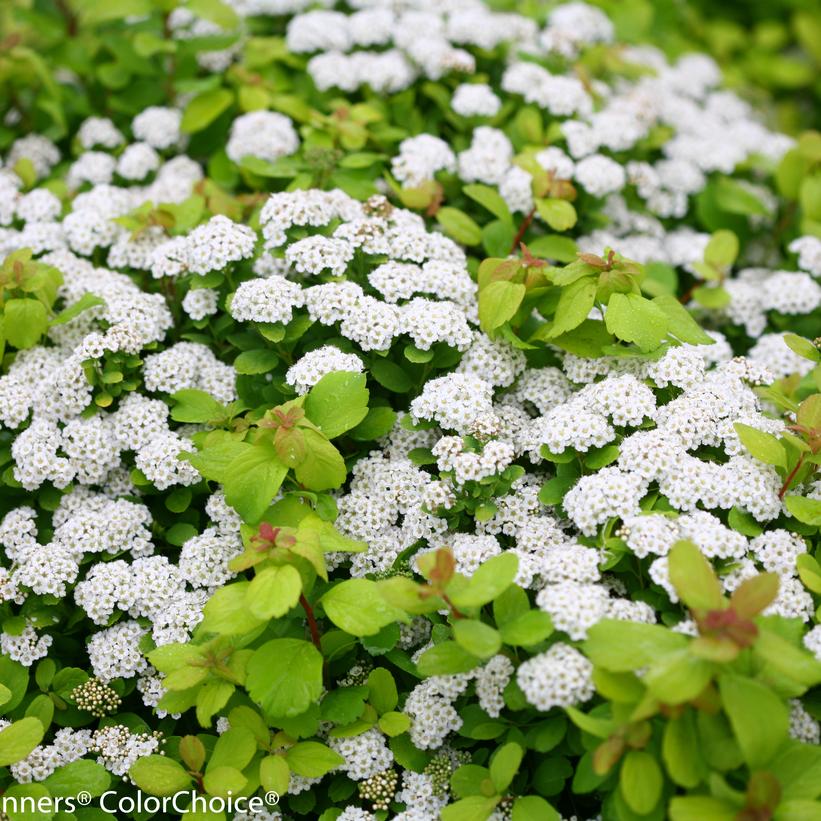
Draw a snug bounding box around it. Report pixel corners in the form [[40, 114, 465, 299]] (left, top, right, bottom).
[[1, 1, 821, 820]]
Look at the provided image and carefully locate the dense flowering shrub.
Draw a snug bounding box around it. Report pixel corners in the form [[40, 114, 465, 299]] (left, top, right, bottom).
[[1, 1, 821, 820]]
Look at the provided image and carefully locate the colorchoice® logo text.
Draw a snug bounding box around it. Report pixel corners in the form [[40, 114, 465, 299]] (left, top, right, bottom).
[[0, 790, 280, 815]]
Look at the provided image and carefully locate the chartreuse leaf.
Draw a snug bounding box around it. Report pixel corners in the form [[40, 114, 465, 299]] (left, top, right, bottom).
[[620, 751, 663, 814], [0, 718, 46, 767], [199, 581, 265, 635], [652, 294, 715, 345], [222, 441, 288, 523], [499, 610, 554, 647], [437, 207, 482, 245], [704, 230, 739, 268], [203, 766, 247, 797], [129, 755, 192, 796], [663, 711, 706, 788], [0, 685, 10, 707], [246, 639, 323, 719], [449, 553, 519, 608], [321, 578, 407, 636], [294, 429, 347, 491], [511, 796, 560, 821], [784, 333, 820, 362], [584, 620, 688, 671], [182, 88, 234, 134], [644, 648, 713, 704], [797, 554, 821, 593], [479, 281, 526, 334], [441, 796, 500, 821], [667, 540, 724, 611], [50, 292, 105, 326], [785, 496, 821, 526], [453, 620, 502, 659], [170, 389, 225, 423], [285, 741, 344, 777], [416, 641, 481, 676], [4, 299, 48, 349], [260, 755, 290, 794], [367, 668, 398, 714], [536, 198, 577, 231], [464, 184, 513, 224], [604, 292, 668, 352], [43, 759, 110, 797], [490, 742, 523, 792], [668, 796, 736, 821], [718, 673, 789, 769], [733, 423, 787, 468], [304, 371, 370, 439], [546, 277, 597, 338], [246, 564, 302, 620]]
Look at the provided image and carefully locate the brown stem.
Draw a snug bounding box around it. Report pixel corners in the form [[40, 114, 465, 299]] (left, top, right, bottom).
[[678, 280, 701, 305], [55, 0, 77, 36], [779, 453, 806, 500], [509, 206, 536, 255], [300, 593, 322, 651], [442, 594, 465, 620]]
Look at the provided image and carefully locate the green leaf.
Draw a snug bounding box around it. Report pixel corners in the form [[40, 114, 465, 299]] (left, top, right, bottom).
[[449, 553, 519, 608], [129, 755, 192, 796], [667, 540, 724, 611], [0, 717, 45, 767], [196, 680, 235, 727], [718, 673, 789, 769], [453, 620, 502, 659], [321, 579, 407, 636], [441, 796, 500, 821], [182, 88, 234, 134], [223, 442, 288, 523], [203, 765, 247, 797], [437, 207, 482, 245], [546, 277, 597, 338], [260, 755, 290, 794], [305, 371, 369, 439], [170, 389, 225, 423], [620, 751, 662, 815], [663, 711, 706, 788], [0, 684, 9, 707], [526, 235, 578, 263], [370, 358, 414, 393], [188, 0, 239, 29], [784, 334, 820, 363], [349, 406, 396, 442], [499, 610, 554, 647], [692, 285, 731, 309], [367, 668, 398, 714], [704, 230, 739, 268], [479, 281, 526, 334], [43, 759, 110, 797], [294, 429, 347, 491], [798, 555, 821, 593], [644, 648, 713, 704], [652, 295, 715, 345], [669, 796, 736, 821], [4, 299, 48, 349], [714, 177, 769, 216], [199, 581, 265, 636], [378, 710, 411, 736], [208, 726, 257, 773], [490, 742, 524, 792], [246, 639, 324, 719], [605, 292, 669, 352], [416, 641, 482, 676], [234, 349, 280, 374], [785, 497, 821, 526], [464, 184, 513, 224], [247, 564, 302, 619], [733, 423, 787, 468], [285, 741, 345, 777], [512, 796, 561, 821], [584, 620, 688, 671], [50, 292, 105, 326], [536, 198, 577, 231]]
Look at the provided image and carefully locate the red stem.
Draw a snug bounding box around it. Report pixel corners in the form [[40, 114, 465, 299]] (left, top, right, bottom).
[[300, 593, 322, 651], [509, 206, 536, 255], [779, 453, 806, 500]]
